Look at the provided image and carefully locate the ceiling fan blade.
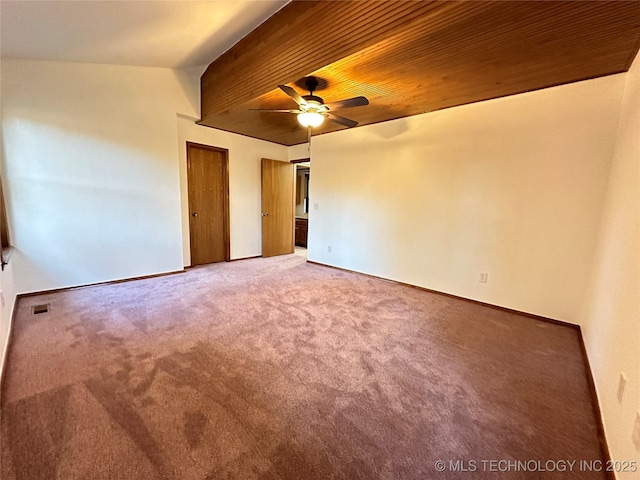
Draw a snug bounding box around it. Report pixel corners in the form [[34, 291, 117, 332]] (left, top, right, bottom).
[[325, 96, 369, 110], [250, 109, 301, 113], [278, 85, 306, 106], [327, 113, 358, 128]]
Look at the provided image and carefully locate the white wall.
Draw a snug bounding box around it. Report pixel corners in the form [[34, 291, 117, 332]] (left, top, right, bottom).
[[308, 74, 626, 324], [582, 54, 640, 475], [1, 59, 194, 293], [288, 142, 310, 161], [0, 58, 290, 294], [0, 58, 18, 381], [176, 116, 288, 264]]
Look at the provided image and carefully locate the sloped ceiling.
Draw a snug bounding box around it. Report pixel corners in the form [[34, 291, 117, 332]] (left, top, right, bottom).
[[0, 0, 288, 68], [200, 0, 640, 146]]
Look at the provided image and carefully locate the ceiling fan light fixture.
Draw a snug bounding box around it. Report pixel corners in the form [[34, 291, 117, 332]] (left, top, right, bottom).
[[255, 82, 367, 131], [297, 111, 324, 127]]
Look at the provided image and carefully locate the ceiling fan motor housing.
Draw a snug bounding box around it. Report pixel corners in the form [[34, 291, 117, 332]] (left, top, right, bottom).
[[302, 94, 325, 106], [305, 76, 320, 93]]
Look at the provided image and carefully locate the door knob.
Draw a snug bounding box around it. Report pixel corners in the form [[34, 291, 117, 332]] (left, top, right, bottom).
[[192, 213, 198, 217], [262, 213, 269, 217]]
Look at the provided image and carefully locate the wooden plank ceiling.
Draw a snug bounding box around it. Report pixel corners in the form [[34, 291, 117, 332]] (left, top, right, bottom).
[[200, 0, 640, 146]]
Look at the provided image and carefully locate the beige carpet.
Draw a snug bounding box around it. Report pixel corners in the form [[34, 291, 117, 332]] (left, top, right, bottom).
[[1, 255, 606, 479]]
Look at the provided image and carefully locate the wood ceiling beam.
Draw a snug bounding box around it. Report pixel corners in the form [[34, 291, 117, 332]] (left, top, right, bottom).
[[199, 0, 640, 145], [200, 0, 476, 118]]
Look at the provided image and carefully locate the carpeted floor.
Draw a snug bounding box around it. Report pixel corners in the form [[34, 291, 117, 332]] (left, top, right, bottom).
[[1, 255, 606, 479]]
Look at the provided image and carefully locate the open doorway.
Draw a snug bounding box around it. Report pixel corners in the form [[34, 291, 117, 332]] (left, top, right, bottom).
[[293, 159, 310, 259]]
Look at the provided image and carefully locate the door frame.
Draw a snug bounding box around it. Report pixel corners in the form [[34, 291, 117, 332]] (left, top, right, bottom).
[[186, 141, 231, 265], [292, 159, 310, 250]]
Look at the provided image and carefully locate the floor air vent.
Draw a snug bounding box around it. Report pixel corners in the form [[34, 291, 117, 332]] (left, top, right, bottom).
[[32, 304, 49, 315]]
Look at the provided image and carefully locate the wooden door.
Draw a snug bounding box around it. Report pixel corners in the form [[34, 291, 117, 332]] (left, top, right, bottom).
[[187, 143, 230, 266], [261, 158, 294, 257]]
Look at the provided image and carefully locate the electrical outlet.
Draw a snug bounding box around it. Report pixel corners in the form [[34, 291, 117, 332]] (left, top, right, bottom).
[[327, 245, 332, 253], [617, 373, 627, 404], [632, 412, 640, 452], [313, 202, 319, 210], [478, 272, 488, 283]]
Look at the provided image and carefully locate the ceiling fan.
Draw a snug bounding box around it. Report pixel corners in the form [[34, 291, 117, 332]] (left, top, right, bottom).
[[252, 76, 369, 129]]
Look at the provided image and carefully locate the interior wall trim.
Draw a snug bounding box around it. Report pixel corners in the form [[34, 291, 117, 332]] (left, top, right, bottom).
[[16, 270, 185, 298], [0, 298, 18, 408], [229, 255, 263, 262], [577, 330, 615, 480], [306, 260, 575, 328], [185, 255, 263, 269]]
